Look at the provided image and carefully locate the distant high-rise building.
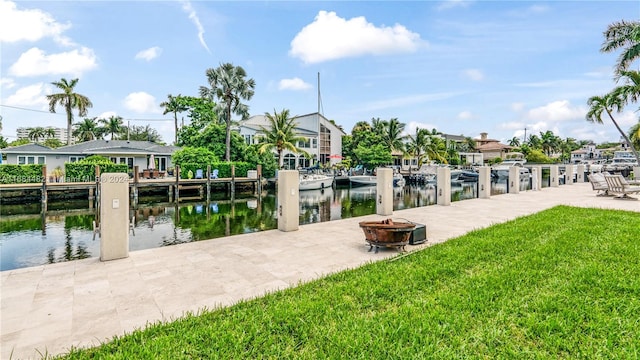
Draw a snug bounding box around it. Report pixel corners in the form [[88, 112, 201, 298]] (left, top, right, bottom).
[[16, 126, 68, 144]]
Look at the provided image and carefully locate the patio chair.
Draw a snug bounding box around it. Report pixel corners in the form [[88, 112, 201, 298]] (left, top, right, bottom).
[[604, 174, 640, 200], [210, 169, 219, 179], [587, 172, 610, 196], [195, 169, 204, 179]]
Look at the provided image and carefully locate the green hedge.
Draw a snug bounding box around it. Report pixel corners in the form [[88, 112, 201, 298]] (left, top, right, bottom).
[[65, 162, 129, 182], [177, 162, 254, 179], [0, 164, 45, 184]]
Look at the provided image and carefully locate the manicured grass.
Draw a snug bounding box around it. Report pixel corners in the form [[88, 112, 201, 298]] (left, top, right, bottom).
[[58, 206, 640, 359]]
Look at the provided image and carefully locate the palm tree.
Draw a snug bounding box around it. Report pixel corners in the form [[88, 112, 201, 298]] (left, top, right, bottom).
[[46, 78, 93, 145], [160, 94, 188, 144], [200, 63, 256, 162], [508, 136, 521, 147], [600, 20, 640, 75], [257, 109, 308, 169], [27, 127, 47, 143], [405, 128, 430, 167], [99, 116, 124, 140], [629, 121, 640, 150], [383, 118, 406, 152], [586, 94, 640, 164], [73, 118, 101, 142]]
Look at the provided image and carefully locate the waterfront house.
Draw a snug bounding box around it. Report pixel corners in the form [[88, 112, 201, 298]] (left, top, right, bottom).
[[236, 112, 346, 169], [2, 140, 180, 178], [475, 132, 512, 162]]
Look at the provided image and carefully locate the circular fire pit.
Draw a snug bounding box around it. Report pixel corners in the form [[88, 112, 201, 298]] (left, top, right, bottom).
[[359, 219, 416, 253]]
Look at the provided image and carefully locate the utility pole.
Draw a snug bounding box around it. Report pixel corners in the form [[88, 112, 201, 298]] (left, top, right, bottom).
[[523, 127, 527, 144]]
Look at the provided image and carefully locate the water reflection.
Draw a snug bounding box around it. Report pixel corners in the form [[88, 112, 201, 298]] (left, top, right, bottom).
[[1, 182, 481, 271]]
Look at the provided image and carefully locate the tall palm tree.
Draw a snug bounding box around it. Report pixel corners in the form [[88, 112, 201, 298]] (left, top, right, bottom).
[[586, 94, 640, 164], [600, 20, 640, 75], [46, 78, 93, 145], [73, 118, 101, 142], [200, 63, 256, 162], [99, 115, 124, 140], [160, 94, 188, 144], [257, 109, 308, 169], [370, 117, 387, 136]]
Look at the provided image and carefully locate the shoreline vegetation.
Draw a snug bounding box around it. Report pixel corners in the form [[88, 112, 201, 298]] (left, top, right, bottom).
[[56, 206, 640, 359]]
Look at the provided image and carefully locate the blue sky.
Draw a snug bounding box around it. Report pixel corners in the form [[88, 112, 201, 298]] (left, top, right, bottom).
[[1, 0, 638, 145]]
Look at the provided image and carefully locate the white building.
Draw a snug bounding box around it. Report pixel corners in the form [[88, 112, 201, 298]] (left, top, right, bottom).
[[17, 126, 68, 144], [236, 112, 345, 169]]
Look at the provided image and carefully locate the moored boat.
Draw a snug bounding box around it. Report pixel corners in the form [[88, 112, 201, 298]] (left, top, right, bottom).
[[299, 173, 334, 191]]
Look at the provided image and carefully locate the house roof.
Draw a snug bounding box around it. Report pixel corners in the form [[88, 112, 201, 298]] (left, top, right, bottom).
[[476, 142, 512, 151], [2, 143, 53, 154], [2, 140, 180, 155]]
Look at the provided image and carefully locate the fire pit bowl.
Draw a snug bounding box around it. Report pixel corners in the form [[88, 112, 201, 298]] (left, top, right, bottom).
[[359, 219, 416, 253]]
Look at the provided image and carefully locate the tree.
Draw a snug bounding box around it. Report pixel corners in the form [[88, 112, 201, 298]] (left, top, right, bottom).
[[43, 138, 64, 148], [586, 94, 640, 164], [73, 118, 101, 142], [171, 147, 218, 167], [629, 121, 640, 150], [382, 118, 406, 153], [508, 136, 521, 147], [46, 78, 93, 145], [27, 127, 47, 142], [200, 63, 256, 162], [600, 20, 640, 75], [99, 115, 124, 140], [405, 128, 430, 167], [257, 109, 308, 169], [128, 125, 163, 143], [160, 94, 188, 144]]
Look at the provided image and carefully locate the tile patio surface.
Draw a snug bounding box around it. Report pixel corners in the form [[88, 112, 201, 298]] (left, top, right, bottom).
[[1, 183, 638, 359]]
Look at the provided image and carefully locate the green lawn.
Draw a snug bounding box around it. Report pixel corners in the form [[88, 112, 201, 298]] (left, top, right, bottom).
[[58, 206, 640, 359]]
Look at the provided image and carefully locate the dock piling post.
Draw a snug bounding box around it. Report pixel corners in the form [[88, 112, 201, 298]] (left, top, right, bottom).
[[41, 165, 47, 212], [206, 164, 211, 202]]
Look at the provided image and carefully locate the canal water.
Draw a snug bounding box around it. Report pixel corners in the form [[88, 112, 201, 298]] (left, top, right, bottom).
[[1, 180, 526, 271]]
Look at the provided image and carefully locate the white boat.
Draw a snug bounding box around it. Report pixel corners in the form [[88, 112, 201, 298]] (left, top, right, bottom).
[[349, 173, 405, 187], [299, 173, 334, 191]]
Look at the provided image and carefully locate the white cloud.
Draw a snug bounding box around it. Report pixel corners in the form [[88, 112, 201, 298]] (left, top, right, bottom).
[[4, 83, 48, 107], [0, 77, 17, 89], [462, 69, 484, 81], [458, 111, 472, 120], [123, 92, 160, 114], [278, 77, 312, 91], [135, 47, 162, 61], [9, 47, 98, 77], [0, 0, 73, 46], [526, 100, 584, 122], [290, 11, 425, 64], [96, 111, 118, 120], [179, 0, 211, 53]]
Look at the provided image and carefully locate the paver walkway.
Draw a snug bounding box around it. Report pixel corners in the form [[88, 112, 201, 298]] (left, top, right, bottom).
[[2, 183, 638, 359]]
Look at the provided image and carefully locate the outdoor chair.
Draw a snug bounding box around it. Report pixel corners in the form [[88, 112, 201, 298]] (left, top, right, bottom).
[[588, 172, 611, 196], [195, 169, 204, 179], [210, 169, 219, 179], [604, 174, 640, 200]]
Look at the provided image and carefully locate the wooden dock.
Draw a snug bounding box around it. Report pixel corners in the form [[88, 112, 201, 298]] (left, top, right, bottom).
[[0, 175, 263, 209]]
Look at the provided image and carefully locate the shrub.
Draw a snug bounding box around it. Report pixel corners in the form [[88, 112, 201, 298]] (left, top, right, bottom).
[[0, 164, 44, 184]]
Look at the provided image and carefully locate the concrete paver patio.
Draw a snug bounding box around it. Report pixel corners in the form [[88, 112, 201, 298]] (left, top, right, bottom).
[[1, 183, 638, 359]]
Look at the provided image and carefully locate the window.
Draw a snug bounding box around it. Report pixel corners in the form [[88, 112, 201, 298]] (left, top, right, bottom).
[[69, 156, 85, 163], [18, 155, 45, 165]]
